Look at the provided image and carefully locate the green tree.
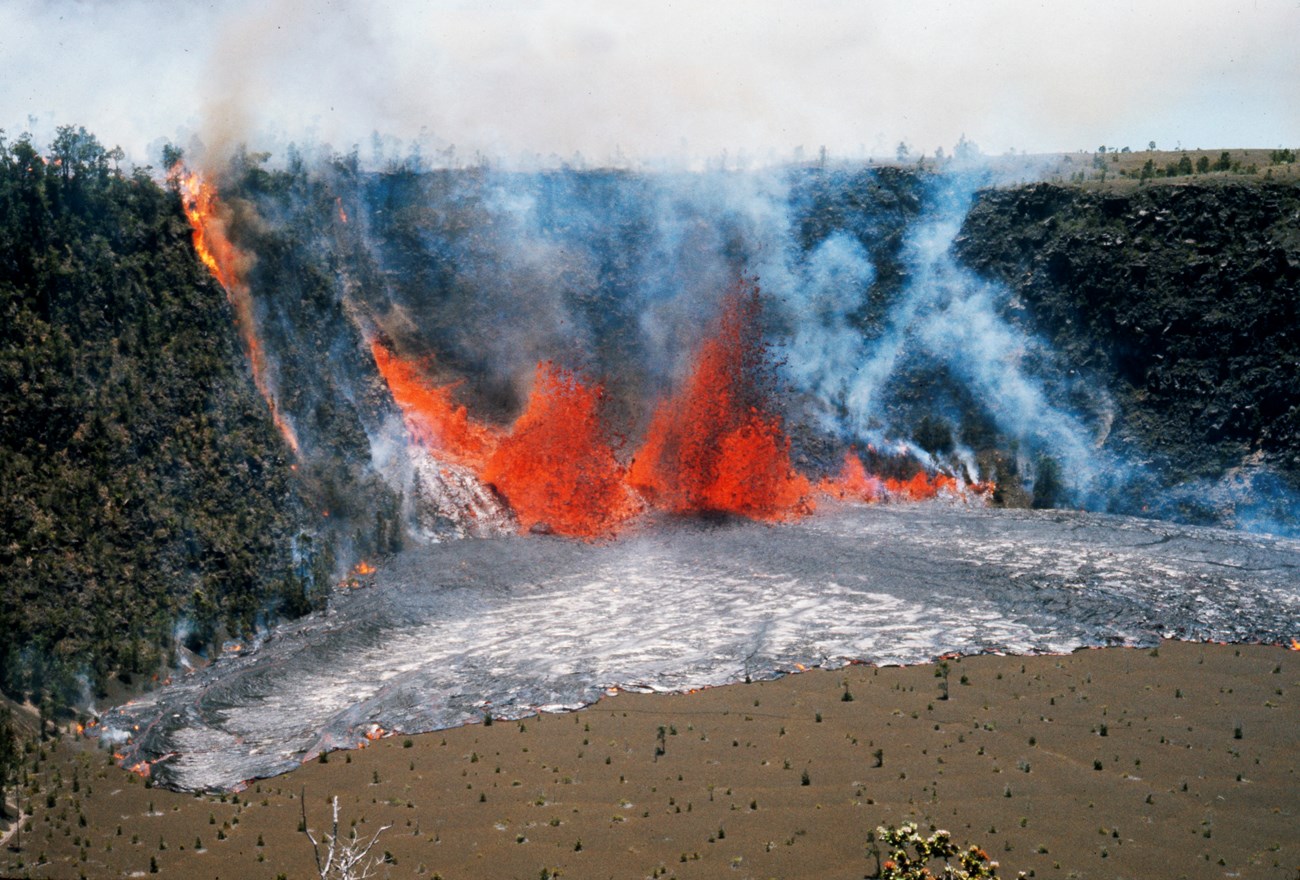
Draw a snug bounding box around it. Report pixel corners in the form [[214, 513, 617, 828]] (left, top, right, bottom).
[[0, 707, 18, 819], [954, 134, 980, 161], [0, 130, 310, 705], [1031, 456, 1062, 509]]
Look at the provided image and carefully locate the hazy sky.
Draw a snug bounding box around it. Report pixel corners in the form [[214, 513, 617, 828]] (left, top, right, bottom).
[[2, 0, 1297, 166]]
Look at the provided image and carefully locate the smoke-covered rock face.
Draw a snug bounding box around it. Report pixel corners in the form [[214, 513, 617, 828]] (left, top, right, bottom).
[[956, 181, 1300, 532], [215, 155, 1300, 538]]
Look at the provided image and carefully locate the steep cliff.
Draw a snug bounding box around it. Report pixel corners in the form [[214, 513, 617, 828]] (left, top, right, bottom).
[[958, 180, 1300, 522], [0, 131, 314, 704]]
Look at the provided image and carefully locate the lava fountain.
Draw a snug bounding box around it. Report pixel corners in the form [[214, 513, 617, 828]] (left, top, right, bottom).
[[366, 278, 988, 538], [483, 362, 642, 538], [820, 450, 885, 502], [627, 281, 814, 520], [369, 339, 501, 469]]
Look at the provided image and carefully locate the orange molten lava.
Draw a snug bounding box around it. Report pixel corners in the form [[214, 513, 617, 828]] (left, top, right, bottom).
[[369, 340, 501, 467], [171, 165, 300, 455], [628, 283, 813, 520], [819, 450, 985, 504], [885, 471, 959, 500], [365, 278, 988, 538], [820, 450, 885, 502], [484, 362, 641, 537], [174, 167, 240, 290]]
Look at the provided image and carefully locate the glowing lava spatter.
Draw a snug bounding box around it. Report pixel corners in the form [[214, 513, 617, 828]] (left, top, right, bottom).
[[369, 340, 501, 467], [819, 447, 997, 504], [171, 165, 300, 456], [628, 282, 814, 520], [820, 450, 885, 503], [484, 362, 641, 537], [368, 280, 980, 540], [885, 470, 959, 500]]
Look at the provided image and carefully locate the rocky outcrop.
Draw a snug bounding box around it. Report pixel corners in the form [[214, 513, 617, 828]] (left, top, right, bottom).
[[958, 181, 1300, 508]]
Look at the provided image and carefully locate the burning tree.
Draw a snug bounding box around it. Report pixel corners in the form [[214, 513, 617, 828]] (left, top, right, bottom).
[[302, 794, 392, 880]]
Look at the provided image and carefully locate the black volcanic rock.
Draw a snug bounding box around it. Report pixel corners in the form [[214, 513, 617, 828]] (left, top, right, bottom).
[[957, 180, 1300, 493]]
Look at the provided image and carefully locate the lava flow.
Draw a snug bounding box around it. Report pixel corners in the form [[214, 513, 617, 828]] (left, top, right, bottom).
[[885, 470, 959, 500], [483, 362, 641, 537], [627, 282, 814, 520], [171, 165, 300, 455], [369, 339, 501, 468], [820, 450, 885, 502]]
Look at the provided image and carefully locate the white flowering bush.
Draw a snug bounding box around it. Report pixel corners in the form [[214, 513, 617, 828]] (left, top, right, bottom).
[[867, 822, 1024, 879]]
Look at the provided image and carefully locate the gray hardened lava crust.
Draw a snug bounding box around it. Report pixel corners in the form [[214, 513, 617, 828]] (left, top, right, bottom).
[[104, 504, 1300, 791]]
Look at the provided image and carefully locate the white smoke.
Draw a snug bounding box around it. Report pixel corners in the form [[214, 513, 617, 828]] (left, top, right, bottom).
[[4, 0, 1297, 168], [779, 232, 877, 433], [754, 170, 1125, 501]]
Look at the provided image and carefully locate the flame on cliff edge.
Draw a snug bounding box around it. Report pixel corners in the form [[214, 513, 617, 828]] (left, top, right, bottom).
[[171, 165, 300, 456]]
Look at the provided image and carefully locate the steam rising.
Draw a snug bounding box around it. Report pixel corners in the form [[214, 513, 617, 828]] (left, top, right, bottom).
[[775, 174, 1124, 499]]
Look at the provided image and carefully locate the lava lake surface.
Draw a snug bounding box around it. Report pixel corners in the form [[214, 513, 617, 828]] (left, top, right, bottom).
[[104, 504, 1300, 791]]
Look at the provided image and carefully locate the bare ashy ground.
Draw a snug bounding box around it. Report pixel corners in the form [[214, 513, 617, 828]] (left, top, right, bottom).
[[868, 147, 1300, 190], [2, 640, 1297, 880]]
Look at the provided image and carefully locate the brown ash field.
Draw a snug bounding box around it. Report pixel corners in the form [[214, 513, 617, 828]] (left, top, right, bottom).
[[4, 640, 1298, 880]]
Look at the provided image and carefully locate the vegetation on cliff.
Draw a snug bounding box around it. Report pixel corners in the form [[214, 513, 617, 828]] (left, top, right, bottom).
[[0, 128, 320, 707]]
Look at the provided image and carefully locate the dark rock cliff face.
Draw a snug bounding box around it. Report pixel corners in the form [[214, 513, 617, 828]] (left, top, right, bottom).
[[957, 181, 1300, 517]]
